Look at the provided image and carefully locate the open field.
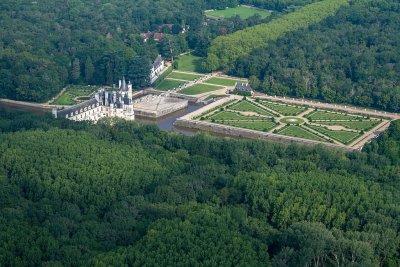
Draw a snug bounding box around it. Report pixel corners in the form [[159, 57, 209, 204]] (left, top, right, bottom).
[[52, 86, 98, 105], [209, 111, 263, 121], [306, 110, 363, 121], [168, 72, 202, 81], [175, 54, 204, 73], [308, 125, 361, 144], [219, 120, 277, 132], [278, 126, 327, 142], [205, 6, 271, 19], [260, 101, 306, 116], [315, 120, 380, 131], [204, 77, 245, 86], [180, 84, 223, 95], [156, 79, 185, 91]]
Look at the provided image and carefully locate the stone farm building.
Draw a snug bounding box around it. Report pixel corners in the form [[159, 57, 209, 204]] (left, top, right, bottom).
[[150, 55, 165, 84], [235, 82, 254, 96]]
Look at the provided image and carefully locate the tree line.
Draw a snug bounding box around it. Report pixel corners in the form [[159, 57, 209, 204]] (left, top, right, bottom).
[[204, 0, 348, 71], [0, 0, 273, 102], [228, 0, 400, 112], [0, 109, 399, 266]]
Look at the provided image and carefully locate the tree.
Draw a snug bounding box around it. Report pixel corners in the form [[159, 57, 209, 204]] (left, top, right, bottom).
[[127, 56, 151, 88], [84, 57, 95, 84], [71, 58, 81, 83]]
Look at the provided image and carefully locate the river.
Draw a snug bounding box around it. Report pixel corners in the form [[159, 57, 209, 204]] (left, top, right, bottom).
[[0, 100, 202, 136], [135, 104, 202, 136]]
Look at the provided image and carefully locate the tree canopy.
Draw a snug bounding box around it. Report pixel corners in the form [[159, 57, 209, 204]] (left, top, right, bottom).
[[0, 109, 399, 266]]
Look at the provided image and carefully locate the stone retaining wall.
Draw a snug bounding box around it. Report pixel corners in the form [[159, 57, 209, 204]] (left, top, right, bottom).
[[174, 118, 355, 151]]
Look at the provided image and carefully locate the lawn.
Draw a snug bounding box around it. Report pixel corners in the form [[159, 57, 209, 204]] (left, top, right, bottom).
[[155, 79, 186, 91], [204, 77, 245, 86], [229, 100, 274, 116], [219, 121, 277, 132], [278, 126, 327, 142], [316, 120, 380, 131], [308, 125, 361, 144], [52, 86, 97, 105], [209, 111, 262, 121], [205, 6, 271, 19], [306, 110, 361, 121], [52, 94, 76, 105], [260, 101, 307, 116], [168, 72, 202, 81], [179, 84, 224, 95], [175, 54, 204, 73]]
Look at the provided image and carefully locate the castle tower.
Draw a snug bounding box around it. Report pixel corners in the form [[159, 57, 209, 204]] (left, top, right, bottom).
[[127, 80, 133, 100]]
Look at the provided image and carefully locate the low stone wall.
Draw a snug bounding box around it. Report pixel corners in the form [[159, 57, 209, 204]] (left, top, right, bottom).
[[174, 118, 355, 151]]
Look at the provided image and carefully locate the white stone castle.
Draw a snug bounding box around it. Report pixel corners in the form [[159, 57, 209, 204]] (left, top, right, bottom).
[[54, 77, 134, 122], [150, 55, 165, 84]]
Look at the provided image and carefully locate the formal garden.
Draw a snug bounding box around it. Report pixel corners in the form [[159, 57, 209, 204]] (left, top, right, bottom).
[[52, 85, 99, 105], [195, 97, 388, 148]]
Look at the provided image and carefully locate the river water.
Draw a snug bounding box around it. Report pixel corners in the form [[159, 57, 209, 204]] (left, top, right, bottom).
[[135, 104, 202, 136], [0, 101, 202, 136]]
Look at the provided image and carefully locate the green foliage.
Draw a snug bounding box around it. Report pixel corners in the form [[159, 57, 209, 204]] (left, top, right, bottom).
[[231, 0, 400, 112], [179, 84, 224, 95], [167, 72, 202, 81], [206, 0, 348, 70], [205, 6, 271, 19], [174, 54, 205, 73], [278, 125, 327, 141], [204, 77, 244, 86], [155, 79, 185, 91], [0, 110, 400, 266], [229, 100, 275, 116]]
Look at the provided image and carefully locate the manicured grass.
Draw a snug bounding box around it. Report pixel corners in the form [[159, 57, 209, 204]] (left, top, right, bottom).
[[204, 77, 245, 86], [156, 79, 185, 91], [219, 121, 277, 132], [278, 126, 327, 142], [260, 101, 307, 116], [168, 72, 202, 81], [308, 125, 361, 144], [316, 120, 380, 131], [180, 84, 224, 95], [209, 111, 262, 121], [229, 100, 274, 116], [205, 6, 271, 19], [175, 54, 204, 73], [53, 94, 76, 105], [306, 110, 361, 121], [52, 85, 97, 105]]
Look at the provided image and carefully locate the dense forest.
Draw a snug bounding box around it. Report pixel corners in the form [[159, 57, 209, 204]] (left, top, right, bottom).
[[229, 0, 400, 112], [242, 0, 319, 11], [204, 0, 347, 71], [0, 109, 399, 266], [0, 0, 265, 102]]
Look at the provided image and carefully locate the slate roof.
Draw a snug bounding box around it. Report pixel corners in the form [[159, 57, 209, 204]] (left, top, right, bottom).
[[152, 55, 163, 69], [235, 83, 253, 92], [58, 98, 99, 117]]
